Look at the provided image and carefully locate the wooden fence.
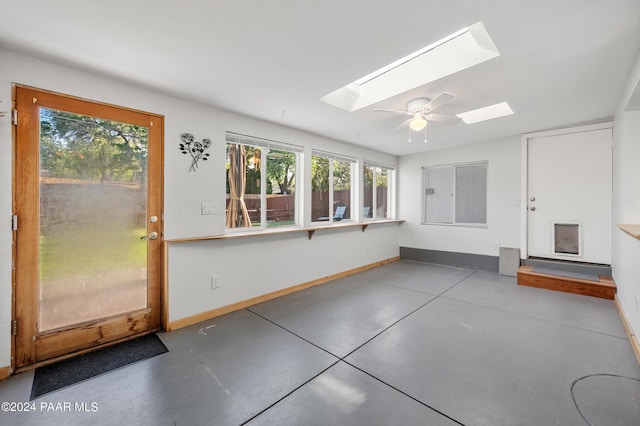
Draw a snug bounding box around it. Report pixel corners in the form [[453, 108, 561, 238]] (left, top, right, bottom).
[[224, 187, 388, 223]]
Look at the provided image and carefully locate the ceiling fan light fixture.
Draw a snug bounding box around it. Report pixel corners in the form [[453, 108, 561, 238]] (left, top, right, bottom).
[[409, 113, 427, 131]]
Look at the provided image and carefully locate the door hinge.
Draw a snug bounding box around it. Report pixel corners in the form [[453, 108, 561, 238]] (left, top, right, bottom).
[[12, 110, 18, 126], [12, 214, 17, 231], [12, 320, 17, 336]]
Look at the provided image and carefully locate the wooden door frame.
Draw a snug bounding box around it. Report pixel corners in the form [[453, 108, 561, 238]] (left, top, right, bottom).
[[12, 84, 164, 371], [520, 121, 613, 261]]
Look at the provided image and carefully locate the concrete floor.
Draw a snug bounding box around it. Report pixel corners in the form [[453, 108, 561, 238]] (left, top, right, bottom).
[[1, 260, 639, 425]]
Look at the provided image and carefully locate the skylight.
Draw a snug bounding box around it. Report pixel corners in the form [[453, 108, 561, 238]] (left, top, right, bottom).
[[321, 22, 500, 112], [352, 27, 469, 86], [456, 102, 514, 124]]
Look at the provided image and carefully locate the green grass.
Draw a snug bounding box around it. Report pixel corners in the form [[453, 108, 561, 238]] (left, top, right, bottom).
[[267, 220, 296, 227], [40, 226, 147, 282]]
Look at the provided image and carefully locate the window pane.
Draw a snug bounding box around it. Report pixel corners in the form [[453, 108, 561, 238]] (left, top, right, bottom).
[[39, 108, 148, 330], [363, 165, 374, 219], [455, 164, 487, 224], [424, 163, 486, 226], [266, 149, 296, 227], [311, 156, 330, 221], [425, 166, 454, 223], [226, 143, 261, 228], [376, 167, 388, 218], [333, 160, 351, 220]]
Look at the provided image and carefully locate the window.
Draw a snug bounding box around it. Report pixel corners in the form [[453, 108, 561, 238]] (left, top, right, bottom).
[[363, 161, 394, 220], [311, 150, 355, 222], [225, 133, 301, 229], [423, 162, 487, 226]]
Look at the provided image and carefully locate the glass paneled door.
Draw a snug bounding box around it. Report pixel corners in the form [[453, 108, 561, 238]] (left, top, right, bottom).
[[13, 86, 163, 369]]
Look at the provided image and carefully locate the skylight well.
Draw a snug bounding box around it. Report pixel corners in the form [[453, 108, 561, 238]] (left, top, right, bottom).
[[321, 22, 500, 112], [352, 27, 469, 86], [456, 102, 514, 124]]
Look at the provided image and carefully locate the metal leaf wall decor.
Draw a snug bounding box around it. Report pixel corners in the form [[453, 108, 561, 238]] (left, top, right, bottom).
[[179, 133, 211, 172]]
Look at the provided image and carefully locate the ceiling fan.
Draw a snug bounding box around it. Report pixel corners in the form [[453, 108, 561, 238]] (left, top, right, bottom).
[[373, 93, 461, 133]]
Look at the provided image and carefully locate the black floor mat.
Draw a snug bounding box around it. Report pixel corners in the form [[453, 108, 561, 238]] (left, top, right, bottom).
[[30, 333, 168, 400]]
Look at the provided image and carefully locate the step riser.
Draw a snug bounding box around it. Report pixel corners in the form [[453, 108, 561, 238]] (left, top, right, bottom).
[[517, 272, 615, 300]]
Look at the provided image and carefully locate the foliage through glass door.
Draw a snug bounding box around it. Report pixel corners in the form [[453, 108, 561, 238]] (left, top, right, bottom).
[[39, 108, 149, 330]]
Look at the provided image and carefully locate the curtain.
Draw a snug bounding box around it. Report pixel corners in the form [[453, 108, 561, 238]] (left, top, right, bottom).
[[226, 144, 252, 228]]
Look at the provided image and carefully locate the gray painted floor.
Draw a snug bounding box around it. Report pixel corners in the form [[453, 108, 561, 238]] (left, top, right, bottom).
[[1, 260, 639, 425]]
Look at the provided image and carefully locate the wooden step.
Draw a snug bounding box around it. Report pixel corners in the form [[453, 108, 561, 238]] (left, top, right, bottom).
[[517, 265, 616, 300]]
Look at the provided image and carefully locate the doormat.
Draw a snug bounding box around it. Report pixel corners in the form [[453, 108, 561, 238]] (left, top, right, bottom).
[[531, 266, 599, 282], [30, 333, 168, 400]]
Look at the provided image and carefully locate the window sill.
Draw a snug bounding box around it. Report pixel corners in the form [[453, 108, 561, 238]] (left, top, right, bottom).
[[164, 219, 404, 243], [421, 222, 488, 229]]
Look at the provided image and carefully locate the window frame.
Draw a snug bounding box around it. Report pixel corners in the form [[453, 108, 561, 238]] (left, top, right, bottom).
[[310, 150, 356, 224], [422, 161, 488, 228], [225, 132, 302, 232], [363, 160, 395, 221]]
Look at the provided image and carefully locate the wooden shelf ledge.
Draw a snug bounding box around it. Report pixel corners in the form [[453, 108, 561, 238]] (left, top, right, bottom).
[[617, 224, 640, 239], [165, 219, 404, 244]]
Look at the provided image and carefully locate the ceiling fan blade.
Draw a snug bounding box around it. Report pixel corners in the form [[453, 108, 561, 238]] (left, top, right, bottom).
[[373, 108, 408, 115], [425, 113, 462, 124], [395, 118, 412, 130], [424, 92, 455, 112]]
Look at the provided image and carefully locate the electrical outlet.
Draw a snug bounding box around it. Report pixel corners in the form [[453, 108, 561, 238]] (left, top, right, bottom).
[[210, 276, 220, 289]]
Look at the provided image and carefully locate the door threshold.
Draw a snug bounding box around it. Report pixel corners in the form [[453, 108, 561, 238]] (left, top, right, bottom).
[[521, 257, 611, 277]]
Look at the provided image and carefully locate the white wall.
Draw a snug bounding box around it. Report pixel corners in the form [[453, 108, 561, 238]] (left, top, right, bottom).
[[168, 224, 399, 322], [612, 49, 640, 339], [397, 137, 521, 257], [0, 48, 398, 369]]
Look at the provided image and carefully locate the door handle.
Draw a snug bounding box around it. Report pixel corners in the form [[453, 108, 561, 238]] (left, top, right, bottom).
[[140, 232, 159, 240], [529, 206, 536, 211]]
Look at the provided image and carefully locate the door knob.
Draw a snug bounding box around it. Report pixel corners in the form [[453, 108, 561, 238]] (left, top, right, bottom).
[[529, 206, 536, 211]]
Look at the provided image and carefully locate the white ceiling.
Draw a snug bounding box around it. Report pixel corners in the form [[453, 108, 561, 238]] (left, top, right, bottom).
[[1, 0, 639, 156]]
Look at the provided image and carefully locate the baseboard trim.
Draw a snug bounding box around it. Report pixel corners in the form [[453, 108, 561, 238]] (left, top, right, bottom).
[[400, 247, 499, 272], [167, 256, 400, 331], [0, 365, 11, 381], [615, 295, 640, 365]]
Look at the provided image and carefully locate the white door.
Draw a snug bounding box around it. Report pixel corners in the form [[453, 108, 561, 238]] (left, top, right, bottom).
[[527, 125, 612, 264]]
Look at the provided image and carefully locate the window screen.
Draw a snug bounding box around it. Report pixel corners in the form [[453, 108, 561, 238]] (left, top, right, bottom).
[[423, 162, 487, 226]]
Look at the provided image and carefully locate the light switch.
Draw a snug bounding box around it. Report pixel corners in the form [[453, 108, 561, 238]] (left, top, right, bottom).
[[201, 202, 217, 215]]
